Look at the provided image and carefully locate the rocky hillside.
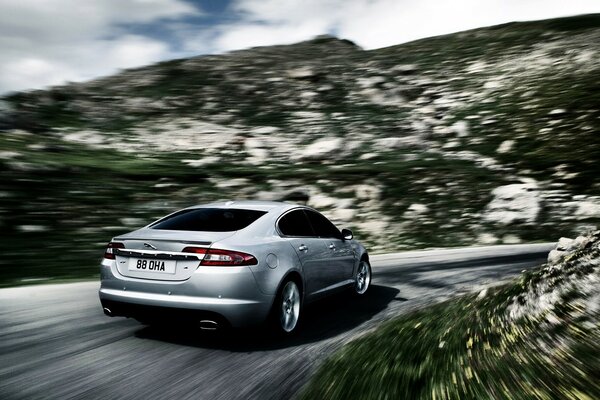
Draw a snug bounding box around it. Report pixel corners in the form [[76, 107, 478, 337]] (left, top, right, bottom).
[[0, 14, 599, 284]]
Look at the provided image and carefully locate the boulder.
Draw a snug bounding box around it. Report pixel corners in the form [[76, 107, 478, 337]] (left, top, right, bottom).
[[354, 185, 381, 201], [556, 237, 574, 251], [477, 233, 499, 244], [308, 193, 337, 209], [297, 137, 343, 160], [332, 208, 356, 221], [450, 120, 469, 137], [496, 140, 515, 154], [484, 182, 540, 225]]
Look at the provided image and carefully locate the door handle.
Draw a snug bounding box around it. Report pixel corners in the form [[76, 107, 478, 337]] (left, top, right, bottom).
[[328, 244, 336, 250], [298, 244, 308, 252]]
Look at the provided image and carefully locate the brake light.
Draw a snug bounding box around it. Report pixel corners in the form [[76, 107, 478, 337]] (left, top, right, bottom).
[[104, 242, 124, 259], [182, 247, 257, 266]]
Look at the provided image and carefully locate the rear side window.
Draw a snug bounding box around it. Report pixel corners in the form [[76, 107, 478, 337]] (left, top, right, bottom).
[[306, 210, 342, 239], [150, 208, 267, 232], [278, 210, 315, 237]]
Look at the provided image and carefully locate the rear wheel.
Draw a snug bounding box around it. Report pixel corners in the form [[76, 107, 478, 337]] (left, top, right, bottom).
[[355, 259, 371, 295], [275, 280, 301, 334]]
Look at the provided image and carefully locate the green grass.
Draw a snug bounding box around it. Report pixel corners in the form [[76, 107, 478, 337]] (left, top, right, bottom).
[[300, 243, 600, 400], [0, 130, 579, 285]]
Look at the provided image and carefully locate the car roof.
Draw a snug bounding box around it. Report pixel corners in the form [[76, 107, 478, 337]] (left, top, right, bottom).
[[188, 200, 301, 213]]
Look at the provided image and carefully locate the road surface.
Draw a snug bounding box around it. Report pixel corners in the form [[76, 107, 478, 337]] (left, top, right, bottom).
[[0, 243, 553, 400]]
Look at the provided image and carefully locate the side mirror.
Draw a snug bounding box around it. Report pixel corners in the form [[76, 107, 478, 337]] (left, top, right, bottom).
[[341, 228, 353, 241]]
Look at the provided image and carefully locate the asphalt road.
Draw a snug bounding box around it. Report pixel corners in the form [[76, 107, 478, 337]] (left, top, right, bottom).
[[0, 243, 553, 400]]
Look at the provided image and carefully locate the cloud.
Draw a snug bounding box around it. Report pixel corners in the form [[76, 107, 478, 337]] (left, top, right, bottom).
[[190, 0, 600, 53], [335, 0, 600, 49], [0, 0, 199, 93], [1, 0, 599, 93]]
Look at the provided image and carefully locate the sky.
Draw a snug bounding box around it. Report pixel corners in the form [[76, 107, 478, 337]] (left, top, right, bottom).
[[0, 0, 598, 94]]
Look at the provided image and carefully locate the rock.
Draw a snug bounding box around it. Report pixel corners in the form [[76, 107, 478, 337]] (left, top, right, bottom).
[[332, 208, 356, 221], [354, 185, 381, 201], [18, 225, 48, 233], [556, 237, 574, 251], [119, 218, 144, 227], [358, 220, 388, 236], [574, 201, 600, 217], [244, 137, 269, 164], [297, 137, 343, 160], [308, 193, 338, 209], [484, 182, 540, 225], [545, 313, 561, 325], [286, 66, 317, 80], [373, 136, 421, 149], [483, 79, 503, 89], [153, 182, 178, 188], [182, 156, 220, 167], [392, 64, 418, 74], [0, 151, 21, 160], [442, 140, 460, 149], [356, 76, 386, 88], [477, 233, 499, 244], [359, 153, 377, 160], [408, 203, 428, 214], [359, 87, 405, 106], [496, 140, 515, 154], [214, 178, 251, 189], [572, 235, 590, 251], [251, 126, 279, 134], [63, 130, 106, 146], [547, 249, 564, 265], [548, 109, 567, 115], [502, 234, 521, 244], [477, 288, 488, 299], [450, 120, 469, 137]]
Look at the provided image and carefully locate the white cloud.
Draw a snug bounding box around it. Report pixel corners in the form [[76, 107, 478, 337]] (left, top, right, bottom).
[[0, 0, 199, 93], [0, 35, 171, 92], [0, 0, 197, 42], [336, 0, 600, 49], [1, 0, 599, 93], [1, 58, 73, 92], [193, 0, 600, 54]]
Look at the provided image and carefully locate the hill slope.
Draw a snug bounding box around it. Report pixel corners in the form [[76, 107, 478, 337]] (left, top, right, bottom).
[[1, 14, 599, 284]]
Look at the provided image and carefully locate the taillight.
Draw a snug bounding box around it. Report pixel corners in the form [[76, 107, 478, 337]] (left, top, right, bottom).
[[182, 247, 257, 266], [104, 242, 125, 259]]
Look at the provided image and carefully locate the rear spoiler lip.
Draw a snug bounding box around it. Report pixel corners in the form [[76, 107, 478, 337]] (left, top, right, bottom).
[[113, 237, 212, 246], [113, 248, 204, 260]]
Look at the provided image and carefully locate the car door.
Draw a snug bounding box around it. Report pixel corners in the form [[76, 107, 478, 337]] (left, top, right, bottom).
[[305, 210, 355, 290], [277, 209, 330, 296]]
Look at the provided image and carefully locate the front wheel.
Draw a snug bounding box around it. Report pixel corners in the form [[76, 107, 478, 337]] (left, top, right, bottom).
[[276, 280, 301, 334], [355, 260, 371, 295]]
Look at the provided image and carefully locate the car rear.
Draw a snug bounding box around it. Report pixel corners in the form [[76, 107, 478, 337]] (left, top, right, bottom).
[[99, 206, 276, 328]]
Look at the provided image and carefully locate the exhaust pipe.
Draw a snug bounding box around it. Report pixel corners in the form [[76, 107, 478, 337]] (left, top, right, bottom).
[[199, 320, 218, 330], [103, 307, 113, 317]]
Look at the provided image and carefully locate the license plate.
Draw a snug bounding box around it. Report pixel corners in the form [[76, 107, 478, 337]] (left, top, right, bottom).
[[128, 258, 176, 274]]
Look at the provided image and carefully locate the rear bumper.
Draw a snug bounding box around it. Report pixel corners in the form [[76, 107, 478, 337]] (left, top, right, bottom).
[[99, 259, 274, 328]]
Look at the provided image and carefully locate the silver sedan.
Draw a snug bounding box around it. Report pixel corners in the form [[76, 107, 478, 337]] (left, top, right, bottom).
[[99, 201, 371, 333]]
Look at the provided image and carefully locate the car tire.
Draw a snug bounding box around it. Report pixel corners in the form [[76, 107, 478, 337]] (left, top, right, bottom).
[[272, 279, 302, 334], [354, 259, 371, 295]]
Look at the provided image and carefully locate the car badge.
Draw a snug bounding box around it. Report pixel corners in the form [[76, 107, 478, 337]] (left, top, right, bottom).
[[144, 242, 157, 250]]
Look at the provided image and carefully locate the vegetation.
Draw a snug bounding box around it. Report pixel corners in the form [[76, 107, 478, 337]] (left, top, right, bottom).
[[301, 235, 600, 399]]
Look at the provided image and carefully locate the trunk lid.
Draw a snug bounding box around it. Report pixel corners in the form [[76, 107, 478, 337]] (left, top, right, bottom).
[[112, 228, 237, 281]]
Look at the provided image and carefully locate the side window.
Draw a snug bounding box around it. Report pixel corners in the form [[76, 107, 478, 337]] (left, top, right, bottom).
[[278, 210, 315, 237], [306, 210, 342, 239]]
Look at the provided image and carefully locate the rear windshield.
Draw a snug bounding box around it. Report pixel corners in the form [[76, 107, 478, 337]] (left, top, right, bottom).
[[150, 208, 267, 232]]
